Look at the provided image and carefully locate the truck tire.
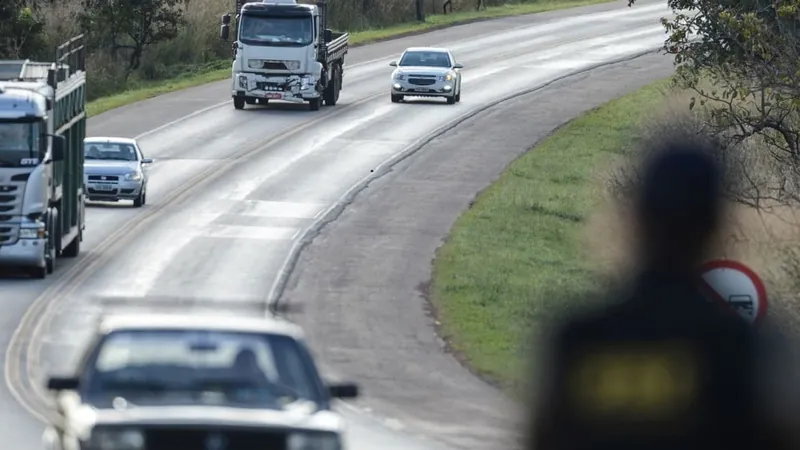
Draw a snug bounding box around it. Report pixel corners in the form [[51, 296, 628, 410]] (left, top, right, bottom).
[[323, 65, 341, 106], [62, 229, 80, 258], [309, 98, 321, 111], [233, 97, 245, 110]]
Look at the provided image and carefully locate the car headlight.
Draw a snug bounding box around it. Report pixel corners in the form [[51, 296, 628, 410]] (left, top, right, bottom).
[[86, 428, 144, 450], [19, 224, 45, 239], [124, 171, 142, 181], [393, 72, 405, 81], [439, 72, 454, 81], [287, 431, 341, 450]]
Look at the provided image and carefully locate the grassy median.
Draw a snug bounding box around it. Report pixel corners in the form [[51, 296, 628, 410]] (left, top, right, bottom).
[[86, 0, 613, 118], [429, 79, 672, 390]]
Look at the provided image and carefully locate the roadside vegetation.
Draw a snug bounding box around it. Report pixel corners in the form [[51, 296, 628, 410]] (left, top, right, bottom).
[[431, 0, 800, 391], [2, 0, 611, 117]]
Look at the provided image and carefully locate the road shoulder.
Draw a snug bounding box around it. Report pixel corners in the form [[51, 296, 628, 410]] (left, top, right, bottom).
[[273, 51, 674, 450]]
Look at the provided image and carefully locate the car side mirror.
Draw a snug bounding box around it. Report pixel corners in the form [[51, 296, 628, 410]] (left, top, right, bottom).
[[389, 61, 397, 67], [51, 135, 65, 162], [453, 63, 464, 69], [324, 29, 333, 43], [220, 23, 230, 41], [327, 382, 359, 399], [47, 376, 80, 392], [141, 158, 154, 164]]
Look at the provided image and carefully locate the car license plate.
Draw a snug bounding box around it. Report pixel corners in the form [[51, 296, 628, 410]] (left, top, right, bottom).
[[414, 88, 429, 92], [94, 184, 114, 191], [266, 93, 282, 99]]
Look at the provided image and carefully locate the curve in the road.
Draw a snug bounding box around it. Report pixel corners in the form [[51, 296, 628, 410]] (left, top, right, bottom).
[[0, 2, 672, 449]]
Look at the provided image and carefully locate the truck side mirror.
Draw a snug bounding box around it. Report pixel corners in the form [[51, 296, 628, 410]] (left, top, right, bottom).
[[51, 135, 65, 162], [47, 376, 79, 391], [220, 24, 230, 41], [221, 13, 231, 25], [324, 29, 332, 43]]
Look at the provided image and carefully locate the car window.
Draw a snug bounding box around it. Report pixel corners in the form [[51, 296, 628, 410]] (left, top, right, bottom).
[[84, 142, 138, 161], [83, 329, 322, 410], [399, 51, 451, 68]]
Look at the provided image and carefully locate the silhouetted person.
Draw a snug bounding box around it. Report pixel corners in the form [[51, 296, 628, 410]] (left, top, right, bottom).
[[524, 137, 763, 450]]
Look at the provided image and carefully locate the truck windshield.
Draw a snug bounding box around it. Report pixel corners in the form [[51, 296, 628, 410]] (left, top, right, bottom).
[[239, 15, 313, 46], [0, 121, 40, 167]]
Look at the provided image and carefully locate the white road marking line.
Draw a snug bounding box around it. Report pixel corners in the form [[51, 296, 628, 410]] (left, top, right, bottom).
[[237, 200, 325, 219], [199, 224, 300, 240]]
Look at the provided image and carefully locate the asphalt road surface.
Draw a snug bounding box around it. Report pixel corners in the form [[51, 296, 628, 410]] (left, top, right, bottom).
[[0, 1, 673, 448]]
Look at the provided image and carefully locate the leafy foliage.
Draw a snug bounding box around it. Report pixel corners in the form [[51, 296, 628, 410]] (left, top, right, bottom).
[[0, 0, 46, 59], [630, 0, 800, 208], [80, 0, 188, 74]]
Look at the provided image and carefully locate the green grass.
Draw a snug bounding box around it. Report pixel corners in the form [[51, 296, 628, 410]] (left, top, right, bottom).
[[429, 79, 673, 391], [86, 0, 615, 117]]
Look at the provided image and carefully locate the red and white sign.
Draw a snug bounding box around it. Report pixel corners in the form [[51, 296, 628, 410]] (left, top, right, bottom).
[[699, 259, 768, 325]]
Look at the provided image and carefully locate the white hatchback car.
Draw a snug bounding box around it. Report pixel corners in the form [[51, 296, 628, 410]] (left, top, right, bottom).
[[389, 47, 463, 104]]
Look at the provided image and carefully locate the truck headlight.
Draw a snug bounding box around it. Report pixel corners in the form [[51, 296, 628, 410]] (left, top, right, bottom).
[[19, 225, 45, 239], [287, 431, 340, 450], [124, 171, 142, 181], [284, 60, 301, 70], [86, 428, 144, 450], [248, 59, 265, 69]]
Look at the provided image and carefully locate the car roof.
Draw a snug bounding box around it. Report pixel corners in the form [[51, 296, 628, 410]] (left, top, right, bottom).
[[403, 47, 450, 54], [98, 313, 305, 339], [84, 136, 138, 145]]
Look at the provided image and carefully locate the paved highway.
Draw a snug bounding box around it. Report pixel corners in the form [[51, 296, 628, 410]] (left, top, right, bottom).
[[1, 1, 672, 448]]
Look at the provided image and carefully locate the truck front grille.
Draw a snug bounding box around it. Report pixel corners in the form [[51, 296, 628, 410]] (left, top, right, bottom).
[[143, 427, 287, 450], [256, 82, 285, 91], [0, 226, 17, 245]]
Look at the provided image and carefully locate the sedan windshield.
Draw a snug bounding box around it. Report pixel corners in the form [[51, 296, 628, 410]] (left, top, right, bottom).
[[82, 329, 322, 409], [0, 121, 40, 167], [239, 15, 313, 46], [398, 51, 451, 68], [85, 142, 137, 161]]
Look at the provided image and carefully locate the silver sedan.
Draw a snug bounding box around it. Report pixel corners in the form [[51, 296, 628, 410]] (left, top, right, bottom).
[[389, 47, 463, 104], [83, 136, 153, 207]]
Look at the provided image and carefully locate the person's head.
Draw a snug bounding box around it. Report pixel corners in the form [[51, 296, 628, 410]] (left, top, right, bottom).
[[233, 347, 261, 372], [634, 136, 723, 271]]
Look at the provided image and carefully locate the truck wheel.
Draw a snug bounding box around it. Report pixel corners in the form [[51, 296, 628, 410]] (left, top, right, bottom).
[[62, 230, 81, 258], [233, 97, 245, 110], [309, 98, 321, 111], [391, 94, 403, 103], [323, 65, 341, 106]]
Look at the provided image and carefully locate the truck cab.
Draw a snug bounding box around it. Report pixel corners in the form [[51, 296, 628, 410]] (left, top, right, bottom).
[[0, 37, 86, 278], [221, 0, 348, 111]]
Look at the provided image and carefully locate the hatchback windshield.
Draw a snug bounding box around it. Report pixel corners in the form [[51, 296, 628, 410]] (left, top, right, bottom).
[[84, 142, 137, 161], [83, 329, 322, 409], [398, 51, 451, 68]]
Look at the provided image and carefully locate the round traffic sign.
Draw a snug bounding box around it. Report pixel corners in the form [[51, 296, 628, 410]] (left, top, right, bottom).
[[699, 259, 768, 325]]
